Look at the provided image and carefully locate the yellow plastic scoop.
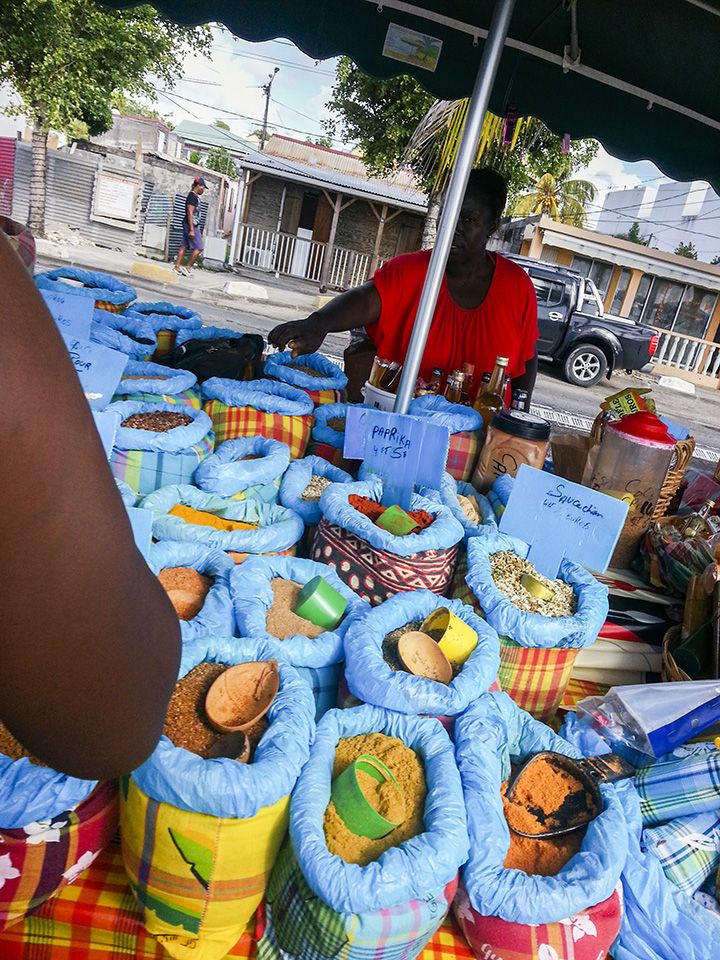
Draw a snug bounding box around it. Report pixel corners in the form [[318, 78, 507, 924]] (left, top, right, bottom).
[[520, 572, 555, 602]]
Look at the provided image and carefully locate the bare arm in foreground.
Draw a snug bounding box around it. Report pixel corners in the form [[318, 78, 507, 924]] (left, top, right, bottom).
[[0, 232, 180, 780]]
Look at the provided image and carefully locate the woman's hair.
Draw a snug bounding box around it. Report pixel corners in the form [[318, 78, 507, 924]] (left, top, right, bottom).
[[465, 168, 508, 220]]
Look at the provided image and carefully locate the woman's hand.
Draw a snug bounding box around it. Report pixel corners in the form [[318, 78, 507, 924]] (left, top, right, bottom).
[[268, 315, 327, 358]]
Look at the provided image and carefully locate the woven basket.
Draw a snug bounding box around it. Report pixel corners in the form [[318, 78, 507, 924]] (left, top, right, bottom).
[[661, 625, 691, 681]]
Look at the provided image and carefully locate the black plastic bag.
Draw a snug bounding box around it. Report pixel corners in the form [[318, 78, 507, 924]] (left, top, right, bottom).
[[158, 334, 264, 383]]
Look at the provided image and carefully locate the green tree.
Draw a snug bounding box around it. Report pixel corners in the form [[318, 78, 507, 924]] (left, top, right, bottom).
[[188, 150, 202, 165], [711, 254, 720, 266], [111, 92, 168, 123], [214, 119, 230, 131], [615, 221, 649, 245], [305, 135, 333, 148], [675, 241, 698, 259], [512, 173, 597, 227], [0, 1, 209, 235], [206, 146, 237, 178]]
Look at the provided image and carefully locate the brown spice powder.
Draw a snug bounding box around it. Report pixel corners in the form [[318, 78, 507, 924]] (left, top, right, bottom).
[[122, 411, 192, 432], [324, 733, 426, 866], [503, 757, 599, 835], [265, 578, 326, 640], [289, 364, 325, 378], [327, 417, 346, 432], [357, 768, 406, 824], [158, 567, 214, 620], [0, 722, 45, 765], [503, 826, 584, 876], [163, 662, 228, 757]]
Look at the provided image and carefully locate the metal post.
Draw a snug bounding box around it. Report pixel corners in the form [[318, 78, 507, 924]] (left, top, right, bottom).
[[393, 0, 517, 414], [229, 170, 247, 265], [261, 68, 280, 151]]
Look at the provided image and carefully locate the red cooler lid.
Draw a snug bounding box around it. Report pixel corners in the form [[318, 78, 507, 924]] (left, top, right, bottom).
[[609, 412, 676, 447]]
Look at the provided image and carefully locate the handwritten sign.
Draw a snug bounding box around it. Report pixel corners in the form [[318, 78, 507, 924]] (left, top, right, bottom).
[[61, 334, 127, 410], [42, 290, 93, 341], [126, 506, 152, 561], [92, 409, 121, 459], [499, 464, 629, 578], [344, 407, 449, 509]]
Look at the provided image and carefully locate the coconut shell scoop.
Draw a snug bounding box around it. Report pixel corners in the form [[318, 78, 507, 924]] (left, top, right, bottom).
[[505, 751, 635, 838]]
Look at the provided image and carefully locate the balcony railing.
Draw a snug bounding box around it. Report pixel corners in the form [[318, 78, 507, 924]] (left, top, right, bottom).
[[652, 327, 720, 382]]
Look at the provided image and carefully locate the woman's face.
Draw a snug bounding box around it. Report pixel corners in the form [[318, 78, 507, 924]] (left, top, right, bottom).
[[446, 192, 500, 268]]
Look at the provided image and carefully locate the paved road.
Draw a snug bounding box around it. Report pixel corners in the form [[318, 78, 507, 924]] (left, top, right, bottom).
[[127, 276, 720, 464]]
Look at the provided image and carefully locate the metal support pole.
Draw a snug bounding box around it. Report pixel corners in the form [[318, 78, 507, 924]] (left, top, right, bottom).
[[229, 170, 248, 265], [393, 0, 517, 414]]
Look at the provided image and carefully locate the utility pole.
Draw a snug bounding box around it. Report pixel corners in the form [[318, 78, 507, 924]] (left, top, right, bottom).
[[260, 67, 279, 151]]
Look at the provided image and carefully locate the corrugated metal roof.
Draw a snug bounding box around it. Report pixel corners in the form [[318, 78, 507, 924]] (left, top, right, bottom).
[[173, 120, 254, 156]]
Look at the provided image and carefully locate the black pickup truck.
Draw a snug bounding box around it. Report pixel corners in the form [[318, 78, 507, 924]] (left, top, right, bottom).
[[508, 255, 658, 387]]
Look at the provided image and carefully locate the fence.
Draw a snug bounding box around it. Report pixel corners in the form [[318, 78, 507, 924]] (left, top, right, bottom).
[[652, 327, 720, 384]]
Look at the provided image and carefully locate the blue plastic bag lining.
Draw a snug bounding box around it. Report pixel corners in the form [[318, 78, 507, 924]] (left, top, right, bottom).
[[132, 636, 315, 819], [465, 530, 609, 649], [561, 712, 720, 960], [455, 691, 627, 925], [344, 590, 499, 717], [264, 350, 348, 392], [408, 394, 483, 434], [115, 477, 137, 507], [35, 266, 136, 305], [231, 555, 366, 668], [148, 540, 235, 643], [279, 457, 353, 526], [290, 703, 469, 914], [311, 402, 350, 449], [131, 301, 202, 331], [142, 483, 304, 554], [176, 324, 245, 346], [422, 473, 497, 541], [318, 477, 464, 558], [194, 436, 290, 498], [202, 377, 314, 416], [90, 308, 157, 358], [115, 359, 197, 397], [487, 474, 514, 520], [0, 757, 96, 831], [108, 400, 213, 453]]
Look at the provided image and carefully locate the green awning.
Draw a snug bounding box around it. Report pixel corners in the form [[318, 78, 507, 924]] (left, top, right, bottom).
[[104, 0, 720, 190]]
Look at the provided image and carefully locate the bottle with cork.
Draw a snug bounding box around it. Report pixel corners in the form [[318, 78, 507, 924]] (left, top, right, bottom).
[[473, 355, 509, 431]]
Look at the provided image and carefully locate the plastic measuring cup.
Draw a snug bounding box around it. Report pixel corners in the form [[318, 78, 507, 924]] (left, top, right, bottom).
[[421, 607, 478, 667], [294, 575, 348, 630], [330, 754, 405, 839]]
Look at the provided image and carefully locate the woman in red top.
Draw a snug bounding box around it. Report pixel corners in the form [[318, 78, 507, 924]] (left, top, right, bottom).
[[269, 168, 539, 402]]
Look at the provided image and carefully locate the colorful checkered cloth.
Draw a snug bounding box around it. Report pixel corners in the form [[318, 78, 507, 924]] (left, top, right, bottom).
[[112, 389, 202, 411], [0, 781, 118, 934], [110, 434, 215, 497], [203, 400, 313, 461], [305, 388, 345, 406], [497, 638, 579, 723], [257, 840, 457, 960], [450, 554, 475, 609], [635, 752, 720, 826], [306, 441, 359, 475], [152, 329, 178, 359], [642, 811, 720, 895], [311, 519, 459, 605], [445, 431, 480, 484]]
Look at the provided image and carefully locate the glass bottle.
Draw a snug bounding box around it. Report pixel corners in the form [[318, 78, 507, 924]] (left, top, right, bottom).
[[384, 362, 403, 394], [461, 362, 475, 404], [511, 388, 529, 412], [428, 367, 444, 394], [444, 369, 466, 404], [473, 356, 509, 429], [682, 499, 719, 540]]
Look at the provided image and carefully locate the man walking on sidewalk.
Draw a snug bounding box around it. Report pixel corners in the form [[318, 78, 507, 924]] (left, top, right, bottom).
[[174, 177, 207, 277]]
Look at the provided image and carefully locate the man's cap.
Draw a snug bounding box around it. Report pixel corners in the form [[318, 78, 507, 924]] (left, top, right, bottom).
[[193, 177, 208, 187]]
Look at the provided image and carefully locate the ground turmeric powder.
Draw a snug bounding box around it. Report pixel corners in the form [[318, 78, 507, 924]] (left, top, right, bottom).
[[169, 504, 259, 532]]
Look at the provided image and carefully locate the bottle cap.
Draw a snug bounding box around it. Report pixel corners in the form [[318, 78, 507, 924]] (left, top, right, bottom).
[[609, 412, 676, 447]]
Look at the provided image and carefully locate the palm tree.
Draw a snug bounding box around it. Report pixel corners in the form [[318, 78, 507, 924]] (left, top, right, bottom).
[[512, 173, 596, 227]]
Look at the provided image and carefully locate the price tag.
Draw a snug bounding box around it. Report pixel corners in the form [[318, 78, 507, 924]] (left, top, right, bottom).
[[499, 464, 629, 579], [344, 407, 449, 509], [42, 290, 93, 341], [126, 506, 152, 561], [61, 334, 127, 410], [92, 409, 121, 459]]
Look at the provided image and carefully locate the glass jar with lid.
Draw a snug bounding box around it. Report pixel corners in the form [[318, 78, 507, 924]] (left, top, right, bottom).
[[472, 410, 551, 493]]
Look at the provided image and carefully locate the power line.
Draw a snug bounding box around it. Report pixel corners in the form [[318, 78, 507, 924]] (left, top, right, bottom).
[[211, 44, 336, 78]]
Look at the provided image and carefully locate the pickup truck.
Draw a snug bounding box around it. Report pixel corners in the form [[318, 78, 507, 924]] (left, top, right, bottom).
[[509, 255, 658, 387]]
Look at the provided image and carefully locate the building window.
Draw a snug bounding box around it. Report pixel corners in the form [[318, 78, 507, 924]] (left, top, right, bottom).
[[571, 255, 613, 297], [610, 268, 632, 314], [641, 278, 685, 330], [673, 285, 717, 338], [571, 255, 592, 276], [530, 277, 564, 306], [628, 274, 653, 322]]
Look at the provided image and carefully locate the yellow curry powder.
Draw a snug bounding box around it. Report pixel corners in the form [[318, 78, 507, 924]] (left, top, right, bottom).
[[324, 733, 426, 866], [169, 504, 259, 532]]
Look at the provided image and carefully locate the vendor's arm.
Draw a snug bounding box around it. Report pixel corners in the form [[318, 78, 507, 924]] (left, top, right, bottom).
[[510, 268, 540, 402], [268, 281, 381, 358], [511, 347, 538, 400], [0, 232, 181, 780]]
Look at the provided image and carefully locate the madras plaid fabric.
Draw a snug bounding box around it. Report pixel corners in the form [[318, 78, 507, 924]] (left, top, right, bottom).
[[635, 752, 720, 826], [559, 677, 610, 712], [445, 431, 480, 484], [231, 479, 282, 505], [454, 884, 622, 960], [450, 554, 478, 609], [112, 389, 202, 411], [120, 778, 289, 960], [110, 434, 214, 497], [497, 638, 579, 723], [306, 388, 345, 406], [152, 329, 178, 359], [257, 840, 456, 960], [0, 781, 118, 933], [642, 812, 720, 895], [203, 400, 313, 461], [311, 519, 459, 605], [294, 663, 342, 721]]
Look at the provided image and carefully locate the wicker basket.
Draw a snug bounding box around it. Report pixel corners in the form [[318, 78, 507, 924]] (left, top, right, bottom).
[[661, 625, 691, 681]]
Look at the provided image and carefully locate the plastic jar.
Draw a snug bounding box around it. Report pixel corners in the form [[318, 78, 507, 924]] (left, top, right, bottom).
[[472, 410, 551, 492]]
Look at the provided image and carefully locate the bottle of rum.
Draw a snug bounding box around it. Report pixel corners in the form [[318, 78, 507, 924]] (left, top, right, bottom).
[[444, 369, 466, 404], [473, 356, 509, 429], [428, 367, 444, 394]]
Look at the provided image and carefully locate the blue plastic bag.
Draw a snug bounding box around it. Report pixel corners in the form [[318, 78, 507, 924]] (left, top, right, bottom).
[[194, 437, 291, 501], [465, 530, 609, 648], [279, 456, 352, 526], [423, 473, 497, 541], [202, 377, 314, 416], [132, 636, 315, 818], [148, 541, 235, 643], [142, 483, 304, 555], [264, 350, 347, 393], [487, 474, 514, 520], [408, 394, 483, 434], [115, 477, 137, 507], [114, 359, 198, 400], [231, 555, 366, 717], [344, 591, 499, 717], [455, 691, 628, 925], [318, 477, 463, 558], [0, 757, 97, 831], [176, 324, 245, 346], [131, 300, 202, 332], [109, 400, 213, 454], [290, 703, 468, 914], [311, 402, 350, 448], [90, 308, 157, 358], [36, 266, 136, 307]]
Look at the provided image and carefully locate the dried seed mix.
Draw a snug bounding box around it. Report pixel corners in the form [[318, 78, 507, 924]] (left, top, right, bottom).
[[490, 551, 576, 617]]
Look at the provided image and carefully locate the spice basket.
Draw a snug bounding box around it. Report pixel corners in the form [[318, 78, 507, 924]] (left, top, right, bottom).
[[661, 625, 691, 682], [638, 515, 716, 597]]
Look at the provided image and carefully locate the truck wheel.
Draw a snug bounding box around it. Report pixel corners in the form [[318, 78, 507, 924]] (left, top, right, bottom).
[[562, 344, 608, 387]]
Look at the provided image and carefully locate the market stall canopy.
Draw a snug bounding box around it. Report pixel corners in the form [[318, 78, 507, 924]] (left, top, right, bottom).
[[103, 0, 720, 191]]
